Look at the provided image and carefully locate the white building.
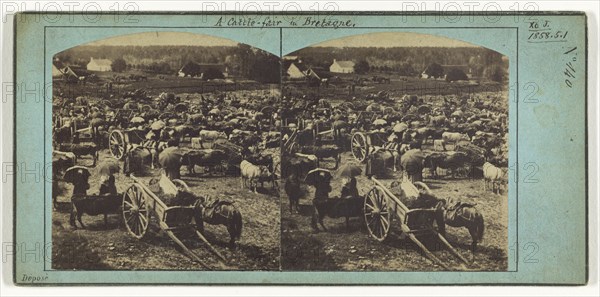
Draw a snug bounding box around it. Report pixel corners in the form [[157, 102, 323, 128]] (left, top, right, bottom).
[[87, 57, 112, 72], [329, 59, 355, 74]]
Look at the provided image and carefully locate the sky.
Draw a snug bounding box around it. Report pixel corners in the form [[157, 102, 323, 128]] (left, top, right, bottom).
[[86, 31, 239, 47], [313, 32, 479, 48]]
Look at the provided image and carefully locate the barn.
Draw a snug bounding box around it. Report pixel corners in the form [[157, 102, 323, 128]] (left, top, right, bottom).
[[177, 62, 226, 78], [87, 58, 112, 71], [287, 62, 308, 79], [329, 59, 355, 74]]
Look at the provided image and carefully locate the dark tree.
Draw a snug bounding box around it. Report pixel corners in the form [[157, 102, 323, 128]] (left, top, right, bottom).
[[445, 68, 469, 82], [203, 67, 225, 80], [483, 64, 505, 83], [112, 58, 127, 72], [354, 60, 370, 74], [423, 62, 444, 78]]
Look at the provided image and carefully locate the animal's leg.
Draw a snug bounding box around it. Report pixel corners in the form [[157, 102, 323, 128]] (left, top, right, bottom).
[[77, 213, 85, 229], [104, 213, 108, 226], [69, 207, 77, 228], [311, 209, 320, 232], [240, 176, 244, 190], [319, 215, 327, 231], [346, 216, 350, 231]]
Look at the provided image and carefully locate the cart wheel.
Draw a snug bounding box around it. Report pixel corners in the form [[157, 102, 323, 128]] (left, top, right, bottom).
[[172, 179, 190, 192], [123, 184, 149, 239], [364, 186, 392, 242], [413, 181, 432, 195], [351, 132, 369, 163], [109, 130, 127, 160]]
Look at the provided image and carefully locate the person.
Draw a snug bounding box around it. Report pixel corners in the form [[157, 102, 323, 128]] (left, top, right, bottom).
[[99, 174, 117, 196], [340, 177, 359, 199], [284, 172, 303, 213], [311, 173, 332, 230], [402, 141, 425, 183], [162, 139, 181, 180]]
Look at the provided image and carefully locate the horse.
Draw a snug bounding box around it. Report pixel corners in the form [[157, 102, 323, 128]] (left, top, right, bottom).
[[193, 196, 243, 249], [436, 198, 485, 259]]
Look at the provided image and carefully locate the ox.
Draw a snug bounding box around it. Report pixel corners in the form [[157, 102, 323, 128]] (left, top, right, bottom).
[[240, 160, 272, 193], [198, 130, 227, 148], [181, 149, 228, 175], [483, 162, 507, 194]]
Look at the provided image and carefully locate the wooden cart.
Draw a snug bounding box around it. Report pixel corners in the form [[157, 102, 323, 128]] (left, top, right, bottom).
[[108, 128, 153, 160], [350, 130, 391, 163], [122, 174, 226, 269], [364, 177, 470, 270]]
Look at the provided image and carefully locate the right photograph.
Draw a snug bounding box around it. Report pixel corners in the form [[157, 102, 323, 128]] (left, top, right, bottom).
[[280, 32, 508, 271]]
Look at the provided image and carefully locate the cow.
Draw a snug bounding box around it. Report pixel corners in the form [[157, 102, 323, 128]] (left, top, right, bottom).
[[442, 132, 470, 149], [429, 115, 448, 127], [181, 149, 228, 175], [424, 152, 471, 179], [299, 145, 341, 169], [198, 130, 227, 148], [433, 139, 446, 151], [483, 162, 507, 194], [57, 143, 99, 166], [281, 154, 317, 179], [312, 196, 365, 231], [240, 160, 272, 193]]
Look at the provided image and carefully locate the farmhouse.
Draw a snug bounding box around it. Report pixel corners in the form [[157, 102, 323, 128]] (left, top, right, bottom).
[[87, 57, 112, 72], [329, 59, 355, 74], [287, 62, 308, 79], [178, 61, 227, 78]]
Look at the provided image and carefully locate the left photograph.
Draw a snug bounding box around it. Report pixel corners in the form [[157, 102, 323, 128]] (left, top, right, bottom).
[[51, 32, 281, 270]]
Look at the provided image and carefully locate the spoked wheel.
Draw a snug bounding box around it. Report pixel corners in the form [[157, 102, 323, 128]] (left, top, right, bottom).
[[351, 132, 369, 163], [123, 184, 150, 239], [109, 130, 127, 160], [364, 185, 392, 242]]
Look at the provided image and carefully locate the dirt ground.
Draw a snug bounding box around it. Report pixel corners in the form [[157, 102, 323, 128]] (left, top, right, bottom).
[[52, 150, 280, 271], [281, 151, 508, 271]]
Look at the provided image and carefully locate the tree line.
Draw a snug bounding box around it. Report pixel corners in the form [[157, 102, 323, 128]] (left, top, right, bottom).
[[55, 44, 280, 83]]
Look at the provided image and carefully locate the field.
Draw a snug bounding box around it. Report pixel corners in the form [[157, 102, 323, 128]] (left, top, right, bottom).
[[284, 74, 503, 100], [54, 70, 277, 100], [281, 151, 508, 271]]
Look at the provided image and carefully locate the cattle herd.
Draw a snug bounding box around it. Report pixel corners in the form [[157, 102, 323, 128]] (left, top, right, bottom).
[[52, 78, 508, 270]]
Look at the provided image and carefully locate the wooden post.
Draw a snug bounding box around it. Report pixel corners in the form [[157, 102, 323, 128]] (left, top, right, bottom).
[[402, 225, 449, 270], [435, 231, 470, 265], [195, 230, 227, 263], [164, 229, 211, 270]]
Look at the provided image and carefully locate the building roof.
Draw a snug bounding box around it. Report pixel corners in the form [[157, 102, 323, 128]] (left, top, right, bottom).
[[307, 67, 331, 79], [333, 60, 355, 68], [89, 58, 112, 67], [289, 62, 308, 73]]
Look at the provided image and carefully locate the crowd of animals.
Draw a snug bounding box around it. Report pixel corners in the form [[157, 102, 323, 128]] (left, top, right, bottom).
[[281, 91, 508, 257], [52, 88, 282, 249]]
